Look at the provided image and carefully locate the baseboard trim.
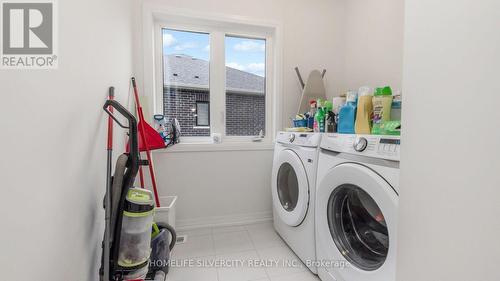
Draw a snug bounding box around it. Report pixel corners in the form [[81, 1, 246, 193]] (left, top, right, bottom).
[[176, 211, 273, 231]]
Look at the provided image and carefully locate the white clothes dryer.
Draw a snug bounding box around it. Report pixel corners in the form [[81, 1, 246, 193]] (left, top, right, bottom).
[[272, 132, 322, 274]]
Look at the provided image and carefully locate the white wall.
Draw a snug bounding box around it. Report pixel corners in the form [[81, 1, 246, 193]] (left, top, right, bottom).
[[138, 0, 346, 228], [342, 0, 404, 92], [0, 0, 134, 280], [281, 0, 346, 118], [397, 1, 500, 280], [152, 150, 274, 227]]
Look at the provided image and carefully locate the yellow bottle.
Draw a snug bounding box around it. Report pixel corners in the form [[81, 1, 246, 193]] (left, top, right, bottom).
[[355, 87, 373, 134]]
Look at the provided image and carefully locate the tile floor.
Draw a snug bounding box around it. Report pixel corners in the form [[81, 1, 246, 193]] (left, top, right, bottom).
[[167, 221, 320, 281]]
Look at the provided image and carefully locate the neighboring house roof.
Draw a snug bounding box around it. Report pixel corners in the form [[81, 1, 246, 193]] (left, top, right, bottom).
[[164, 54, 265, 95]]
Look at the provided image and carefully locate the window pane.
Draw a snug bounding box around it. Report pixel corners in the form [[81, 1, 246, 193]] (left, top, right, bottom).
[[225, 36, 266, 136], [162, 29, 210, 137], [196, 102, 209, 126]]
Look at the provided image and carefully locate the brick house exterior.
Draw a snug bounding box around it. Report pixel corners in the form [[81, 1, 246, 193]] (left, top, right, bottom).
[[225, 93, 265, 136], [163, 88, 210, 136], [163, 54, 265, 137]]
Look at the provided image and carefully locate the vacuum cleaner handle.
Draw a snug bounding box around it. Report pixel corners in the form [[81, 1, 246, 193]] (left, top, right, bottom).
[[102, 99, 140, 164], [103, 100, 132, 129]]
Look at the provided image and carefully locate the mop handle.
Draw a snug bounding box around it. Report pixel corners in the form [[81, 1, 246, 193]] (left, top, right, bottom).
[[131, 77, 161, 207], [131, 77, 145, 120], [107, 87, 114, 150], [104, 87, 114, 281], [131, 78, 148, 132]]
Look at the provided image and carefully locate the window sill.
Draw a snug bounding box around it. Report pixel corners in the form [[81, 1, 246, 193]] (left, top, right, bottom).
[[153, 141, 274, 153]]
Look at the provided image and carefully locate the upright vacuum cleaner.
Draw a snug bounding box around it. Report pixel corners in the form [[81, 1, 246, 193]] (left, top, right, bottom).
[[100, 87, 176, 281]]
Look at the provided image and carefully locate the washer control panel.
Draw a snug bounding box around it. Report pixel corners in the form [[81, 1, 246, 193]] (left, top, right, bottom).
[[276, 132, 321, 147], [320, 133, 400, 161], [377, 138, 401, 157]]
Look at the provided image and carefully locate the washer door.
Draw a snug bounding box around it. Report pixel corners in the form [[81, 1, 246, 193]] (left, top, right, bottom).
[[272, 149, 310, 226], [317, 162, 397, 279], [328, 184, 389, 270]]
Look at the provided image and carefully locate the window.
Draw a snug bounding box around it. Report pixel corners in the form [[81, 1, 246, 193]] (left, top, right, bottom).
[[195, 101, 209, 126], [225, 36, 266, 136], [162, 29, 210, 137], [154, 15, 277, 144]]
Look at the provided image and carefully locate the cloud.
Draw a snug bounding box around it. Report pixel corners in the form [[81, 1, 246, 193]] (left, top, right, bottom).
[[174, 42, 197, 51], [226, 62, 265, 76], [163, 33, 176, 47], [204, 45, 210, 52], [234, 40, 265, 52], [246, 63, 265, 73], [226, 62, 246, 71]]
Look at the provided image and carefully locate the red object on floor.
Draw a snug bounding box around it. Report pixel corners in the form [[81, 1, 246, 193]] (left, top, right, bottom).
[[127, 77, 164, 207]]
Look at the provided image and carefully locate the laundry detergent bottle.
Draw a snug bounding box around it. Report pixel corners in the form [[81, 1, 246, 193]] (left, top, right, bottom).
[[337, 91, 358, 134], [372, 86, 393, 134], [355, 86, 373, 134]]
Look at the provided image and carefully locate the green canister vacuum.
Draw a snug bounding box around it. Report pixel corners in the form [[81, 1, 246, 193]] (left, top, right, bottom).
[[117, 188, 155, 270]]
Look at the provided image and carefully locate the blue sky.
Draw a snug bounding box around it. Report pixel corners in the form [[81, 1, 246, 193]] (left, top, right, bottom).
[[163, 29, 266, 77]]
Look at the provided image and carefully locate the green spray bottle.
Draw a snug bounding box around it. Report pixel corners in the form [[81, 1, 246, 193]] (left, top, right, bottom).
[[314, 99, 326, 133]]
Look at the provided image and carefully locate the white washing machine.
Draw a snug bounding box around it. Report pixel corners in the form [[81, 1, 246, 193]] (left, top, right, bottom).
[[272, 132, 321, 274], [315, 133, 400, 281]]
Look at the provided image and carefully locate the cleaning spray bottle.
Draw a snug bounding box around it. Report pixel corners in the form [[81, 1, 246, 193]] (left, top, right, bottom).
[[308, 100, 317, 129], [318, 99, 327, 132], [324, 101, 334, 133], [314, 99, 325, 132], [355, 87, 373, 134], [337, 91, 358, 134]]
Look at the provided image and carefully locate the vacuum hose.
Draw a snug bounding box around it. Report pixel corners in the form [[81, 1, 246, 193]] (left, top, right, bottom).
[[156, 223, 177, 251]]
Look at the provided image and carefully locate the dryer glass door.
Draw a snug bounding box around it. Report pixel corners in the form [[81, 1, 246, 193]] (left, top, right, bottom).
[[273, 149, 309, 226], [277, 162, 299, 212], [327, 184, 388, 271]]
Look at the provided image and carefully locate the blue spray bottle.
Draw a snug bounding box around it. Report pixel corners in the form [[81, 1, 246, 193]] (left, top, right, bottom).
[[337, 91, 358, 134]]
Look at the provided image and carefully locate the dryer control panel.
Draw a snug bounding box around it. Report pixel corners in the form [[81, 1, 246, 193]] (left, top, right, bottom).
[[276, 132, 321, 148], [320, 133, 400, 161]]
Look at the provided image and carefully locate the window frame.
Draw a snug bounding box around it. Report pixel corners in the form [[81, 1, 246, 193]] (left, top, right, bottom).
[[149, 10, 281, 148]]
